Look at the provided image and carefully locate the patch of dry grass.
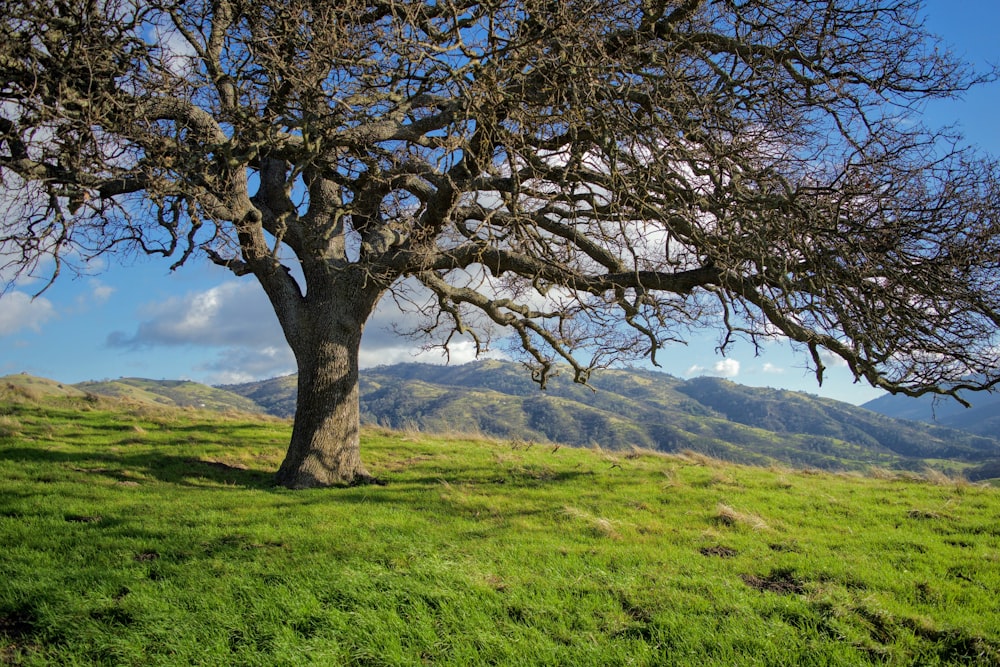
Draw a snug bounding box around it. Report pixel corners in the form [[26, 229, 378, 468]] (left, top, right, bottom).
[[715, 503, 770, 531], [0, 415, 22, 438], [560, 505, 622, 539]]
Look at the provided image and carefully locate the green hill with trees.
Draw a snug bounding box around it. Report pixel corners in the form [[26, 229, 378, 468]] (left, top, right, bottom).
[[223, 361, 1000, 479], [8, 362, 998, 480]]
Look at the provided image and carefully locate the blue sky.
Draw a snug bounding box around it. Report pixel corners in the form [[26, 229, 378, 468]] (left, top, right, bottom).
[[1, 0, 997, 406]]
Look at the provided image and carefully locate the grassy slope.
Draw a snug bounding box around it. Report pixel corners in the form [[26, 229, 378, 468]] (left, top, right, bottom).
[[228, 361, 1000, 475], [0, 375, 86, 398], [70, 378, 264, 414], [1, 388, 999, 665], [32, 363, 997, 477]]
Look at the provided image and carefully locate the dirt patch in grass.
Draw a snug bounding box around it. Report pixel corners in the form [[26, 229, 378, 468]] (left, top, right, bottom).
[[742, 569, 804, 595], [0, 606, 42, 663], [700, 545, 738, 558], [0, 609, 35, 639]]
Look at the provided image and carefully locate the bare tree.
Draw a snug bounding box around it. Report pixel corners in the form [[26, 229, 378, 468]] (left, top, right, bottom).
[[2, 0, 999, 487]]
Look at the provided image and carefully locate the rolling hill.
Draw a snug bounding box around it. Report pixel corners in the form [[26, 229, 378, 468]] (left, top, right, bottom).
[[221, 361, 1000, 478], [2, 375, 265, 414], [5, 361, 998, 479], [76, 378, 265, 414]]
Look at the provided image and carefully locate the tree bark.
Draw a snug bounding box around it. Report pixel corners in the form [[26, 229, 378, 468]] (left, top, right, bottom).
[[268, 267, 385, 489], [274, 324, 374, 489]]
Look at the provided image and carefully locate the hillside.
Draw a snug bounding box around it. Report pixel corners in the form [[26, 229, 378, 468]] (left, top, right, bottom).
[[218, 373, 298, 417], [1, 373, 88, 398], [71, 377, 265, 414], [1, 388, 998, 665], [10, 361, 999, 479], [863, 389, 1000, 438], [224, 361, 1000, 477]]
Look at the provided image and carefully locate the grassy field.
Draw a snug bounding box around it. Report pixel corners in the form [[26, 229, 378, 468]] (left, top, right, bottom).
[[1, 385, 998, 665]]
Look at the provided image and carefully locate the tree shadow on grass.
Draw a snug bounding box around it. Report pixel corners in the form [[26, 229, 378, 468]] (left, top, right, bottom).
[[1, 445, 600, 496], [398, 468, 598, 489], [0, 447, 275, 490]]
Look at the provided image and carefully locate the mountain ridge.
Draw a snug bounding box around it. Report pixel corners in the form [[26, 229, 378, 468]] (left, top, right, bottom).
[[5, 361, 997, 480], [863, 387, 999, 437], [221, 360, 1000, 479]]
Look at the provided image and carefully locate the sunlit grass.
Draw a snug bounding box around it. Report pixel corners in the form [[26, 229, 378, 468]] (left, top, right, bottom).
[[1, 391, 998, 665]]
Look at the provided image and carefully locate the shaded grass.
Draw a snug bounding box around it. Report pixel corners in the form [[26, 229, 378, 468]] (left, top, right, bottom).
[[1, 393, 998, 665]]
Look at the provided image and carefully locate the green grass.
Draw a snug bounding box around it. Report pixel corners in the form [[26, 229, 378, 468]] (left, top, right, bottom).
[[1, 387, 998, 665]]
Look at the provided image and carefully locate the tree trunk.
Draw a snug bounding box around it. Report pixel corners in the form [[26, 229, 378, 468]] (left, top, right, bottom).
[[274, 321, 374, 489]]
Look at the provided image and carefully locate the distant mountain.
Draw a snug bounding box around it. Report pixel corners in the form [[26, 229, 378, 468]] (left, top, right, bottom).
[[863, 389, 1000, 438], [223, 360, 1000, 477], [218, 374, 297, 418], [11, 362, 996, 479]]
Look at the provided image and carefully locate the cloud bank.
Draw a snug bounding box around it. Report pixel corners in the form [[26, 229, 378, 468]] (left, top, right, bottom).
[[685, 358, 741, 379], [0, 291, 56, 335], [107, 279, 493, 383]]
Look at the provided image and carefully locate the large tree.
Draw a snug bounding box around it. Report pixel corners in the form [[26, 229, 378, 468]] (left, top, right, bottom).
[[2, 0, 999, 487]]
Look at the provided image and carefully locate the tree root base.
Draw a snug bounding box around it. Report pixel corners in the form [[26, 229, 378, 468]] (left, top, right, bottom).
[[349, 472, 387, 487], [273, 468, 386, 490]]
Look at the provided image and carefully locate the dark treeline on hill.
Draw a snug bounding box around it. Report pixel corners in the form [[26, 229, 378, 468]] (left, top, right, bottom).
[[217, 361, 1000, 479]]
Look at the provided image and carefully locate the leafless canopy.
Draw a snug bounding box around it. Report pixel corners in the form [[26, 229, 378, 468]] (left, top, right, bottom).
[[3, 0, 1000, 400]]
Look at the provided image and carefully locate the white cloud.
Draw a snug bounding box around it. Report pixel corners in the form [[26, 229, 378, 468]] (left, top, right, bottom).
[[107, 279, 500, 382], [761, 362, 784, 374], [91, 281, 115, 303], [0, 291, 56, 335], [359, 339, 492, 369], [819, 349, 849, 368], [685, 358, 741, 378], [198, 346, 297, 385], [151, 18, 199, 77], [106, 280, 292, 383], [108, 281, 283, 349], [74, 279, 115, 309], [713, 358, 740, 377]]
